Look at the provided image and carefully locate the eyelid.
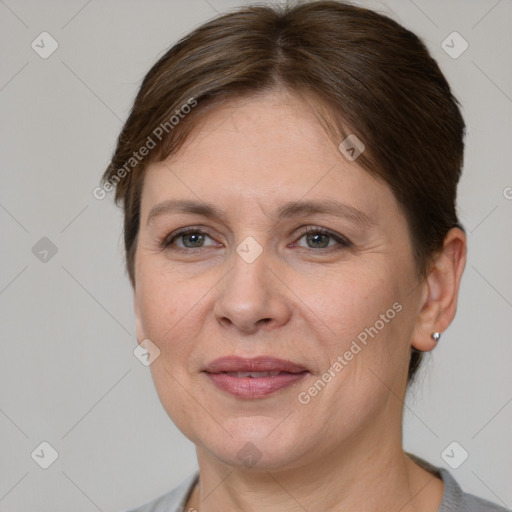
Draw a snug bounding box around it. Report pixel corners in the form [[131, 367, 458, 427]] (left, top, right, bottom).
[[162, 226, 219, 249], [293, 226, 352, 249]]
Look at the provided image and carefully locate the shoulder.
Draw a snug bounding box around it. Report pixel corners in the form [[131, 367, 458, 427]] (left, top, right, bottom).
[[440, 468, 510, 512], [121, 471, 199, 512], [407, 453, 510, 512], [457, 490, 511, 512]]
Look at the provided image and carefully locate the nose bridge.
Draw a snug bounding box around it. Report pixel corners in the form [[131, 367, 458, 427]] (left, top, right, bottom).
[[228, 236, 272, 307], [213, 233, 291, 332]]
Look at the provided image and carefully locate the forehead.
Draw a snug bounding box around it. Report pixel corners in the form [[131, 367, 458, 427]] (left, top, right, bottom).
[[172, 92, 337, 171], [140, 91, 398, 224]]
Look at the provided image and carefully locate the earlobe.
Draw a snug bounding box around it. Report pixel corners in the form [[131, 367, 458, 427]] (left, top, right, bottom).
[[411, 227, 467, 352]]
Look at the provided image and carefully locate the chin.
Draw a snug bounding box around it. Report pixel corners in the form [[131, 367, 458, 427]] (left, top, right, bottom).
[[193, 417, 313, 471], [206, 441, 306, 472]]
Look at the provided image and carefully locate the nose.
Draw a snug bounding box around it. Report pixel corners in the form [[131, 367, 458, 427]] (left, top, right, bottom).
[[213, 247, 292, 334]]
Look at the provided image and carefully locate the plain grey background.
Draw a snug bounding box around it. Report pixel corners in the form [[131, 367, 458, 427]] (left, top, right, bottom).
[[0, 0, 511, 511]]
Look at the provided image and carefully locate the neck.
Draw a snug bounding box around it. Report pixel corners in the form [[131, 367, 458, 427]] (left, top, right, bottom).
[[187, 426, 443, 512]]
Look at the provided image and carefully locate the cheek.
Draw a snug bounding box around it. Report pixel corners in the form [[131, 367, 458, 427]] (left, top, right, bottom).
[[137, 261, 197, 328], [136, 267, 207, 429], [307, 265, 400, 344], [301, 281, 409, 439], [135, 264, 203, 364], [309, 264, 410, 391]]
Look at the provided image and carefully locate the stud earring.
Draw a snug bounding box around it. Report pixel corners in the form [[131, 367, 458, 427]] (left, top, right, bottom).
[[431, 332, 441, 342]]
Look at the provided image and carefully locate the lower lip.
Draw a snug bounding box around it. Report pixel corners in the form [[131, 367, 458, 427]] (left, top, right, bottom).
[[204, 372, 309, 398]]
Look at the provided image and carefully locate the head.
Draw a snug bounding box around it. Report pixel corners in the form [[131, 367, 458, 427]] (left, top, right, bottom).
[[102, 1, 466, 470]]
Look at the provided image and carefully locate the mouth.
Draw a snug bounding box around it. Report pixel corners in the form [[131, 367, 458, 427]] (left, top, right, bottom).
[[221, 370, 295, 377], [202, 356, 310, 398]]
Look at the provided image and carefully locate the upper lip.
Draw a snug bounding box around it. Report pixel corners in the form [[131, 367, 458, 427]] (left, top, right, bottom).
[[203, 356, 309, 374]]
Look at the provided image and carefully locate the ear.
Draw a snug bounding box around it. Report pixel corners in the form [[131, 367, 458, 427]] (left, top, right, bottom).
[[411, 227, 467, 352]]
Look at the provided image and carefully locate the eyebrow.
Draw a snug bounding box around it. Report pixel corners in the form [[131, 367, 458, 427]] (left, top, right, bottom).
[[146, 199, 375, 228]]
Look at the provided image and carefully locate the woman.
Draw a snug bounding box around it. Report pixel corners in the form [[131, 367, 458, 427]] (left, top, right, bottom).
[[102, 1, 508, 511]]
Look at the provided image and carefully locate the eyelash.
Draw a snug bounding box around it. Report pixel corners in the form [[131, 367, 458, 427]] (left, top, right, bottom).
[[159, 226, 352, 253]]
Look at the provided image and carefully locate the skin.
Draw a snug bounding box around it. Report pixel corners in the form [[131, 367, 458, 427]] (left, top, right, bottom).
[[133, 90, 466, 512]]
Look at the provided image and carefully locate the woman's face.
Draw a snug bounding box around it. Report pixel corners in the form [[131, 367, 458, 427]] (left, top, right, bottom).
[[134, 91, 426, 470]]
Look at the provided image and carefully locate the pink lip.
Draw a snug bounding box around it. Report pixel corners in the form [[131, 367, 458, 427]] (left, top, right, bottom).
[[203, 356, 309, 399], [204, 356, 308, 374]]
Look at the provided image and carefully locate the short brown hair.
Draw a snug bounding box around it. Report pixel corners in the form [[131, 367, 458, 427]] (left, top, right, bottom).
[[102, 0, 466, 383]]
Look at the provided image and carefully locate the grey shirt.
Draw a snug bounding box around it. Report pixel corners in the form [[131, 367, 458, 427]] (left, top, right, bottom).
[[124, 455, 510, 512]]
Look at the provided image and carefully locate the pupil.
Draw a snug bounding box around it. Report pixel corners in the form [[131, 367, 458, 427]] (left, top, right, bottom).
[[184, 233, 204, 247], [307, 232, 329, 248]]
